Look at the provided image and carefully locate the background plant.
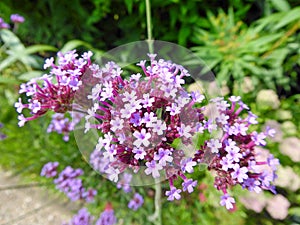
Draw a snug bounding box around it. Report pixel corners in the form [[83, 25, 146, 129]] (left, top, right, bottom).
[[191, 6, 300, 96]]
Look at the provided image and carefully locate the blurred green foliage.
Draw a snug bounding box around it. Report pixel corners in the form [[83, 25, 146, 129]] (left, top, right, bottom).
[[191, 7, 300, 94]]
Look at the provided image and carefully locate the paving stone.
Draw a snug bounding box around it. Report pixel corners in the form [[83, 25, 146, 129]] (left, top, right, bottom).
[[0, 169, 75, 225]]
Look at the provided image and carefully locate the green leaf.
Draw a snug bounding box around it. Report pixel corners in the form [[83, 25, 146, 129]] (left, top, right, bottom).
[[178, 26, 191, 46], [289, 207, 300, 217], [0, 76, 17, 84], [18, 71, 44, 81], [270, 0, 291, 11], [0, 55, 18, 72], [59, 40, 93, 53], [124, 0, 133, 14], [25, 45, 57, 54], [170, 138, 182, 149], [247, 33, 282, 50], [273, 7, 300, 30], [0, 29, 25, 52]]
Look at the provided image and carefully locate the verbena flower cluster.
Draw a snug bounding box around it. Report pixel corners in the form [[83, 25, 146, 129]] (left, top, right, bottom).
[[15, 50, 92, 139], [17, 51, 280, 211], [84, 54, 279, 210], [41, 162, 97, 202], [197, 96, 280, 209]]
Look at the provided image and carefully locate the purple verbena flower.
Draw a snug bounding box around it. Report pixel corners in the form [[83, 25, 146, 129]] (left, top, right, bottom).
[[128, 193, 144, 211], [116, 173, 132, 193], [220, 194, 235, 210], [182, 178, 197, 193], [40, 161, 59, 178], [15, 50, 93, 127], [231, 164, 249, 183], [66, 208, 93, 225], [96, 206, 117, 225], [166, 187, 182, 201]]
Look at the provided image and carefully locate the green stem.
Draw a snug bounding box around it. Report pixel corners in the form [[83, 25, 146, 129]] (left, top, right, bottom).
[[145, 2, 161, 224], [145, 0, 154, 54], [148, 180, 162, 225]]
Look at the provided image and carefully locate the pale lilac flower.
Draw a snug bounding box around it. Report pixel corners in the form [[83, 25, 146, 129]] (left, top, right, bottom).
[[152, 120, 167, 135], [141, 93, 155, 108], [166, 187, 182, 201], [154, 148, 173, 166], [229, 96, 241, 102], [231, 164, 249, 183], [216, 113, 229, 125], [190, 91, 204, 103], [205, 119, 217, 132], [182, 179, 197, 193], [14, 98, 25, 113], [122, 91, 137, 102], [130, 113, 142, 127], [142, 112, 157, 127], [120, 105, 133, 119], [133, 129, 151, 147], [220, 194, 235, 210], [145, 160, 163, 178], [207, 139, 222, 153], [216, 100, 230, 111], [267, 154, 280, 171], [252, 132, 267, 146], [161, 84, 177, 98], [220, 157, 234, 171], [243, 178, 262, 193], [247, 112, 258, 124], [234, 122, 248, 136], [110, 118, 124, 132], [106, 167, 120, 182], [177, 124, 192, 138], [166, 103, 181, 116], [181, 158, 196, 173], [132, 147, 146, 160]]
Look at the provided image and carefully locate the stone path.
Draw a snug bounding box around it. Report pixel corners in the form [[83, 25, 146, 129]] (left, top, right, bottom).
[[0, 169, 75, 225]]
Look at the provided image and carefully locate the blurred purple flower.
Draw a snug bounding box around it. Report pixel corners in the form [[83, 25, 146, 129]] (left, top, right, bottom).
[[96, 206, 117, 225], [47, 112, 83, 141], [40, 161, 59, 178], [0, 18, 10, 29], [10, 14, 25, 23], [65, 208, 94, 225], [0, 123, 6, 140], [128, 193, 144, 211]]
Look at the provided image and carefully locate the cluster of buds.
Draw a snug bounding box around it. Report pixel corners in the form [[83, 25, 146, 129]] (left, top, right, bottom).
[[15, 50, 92, 128]]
